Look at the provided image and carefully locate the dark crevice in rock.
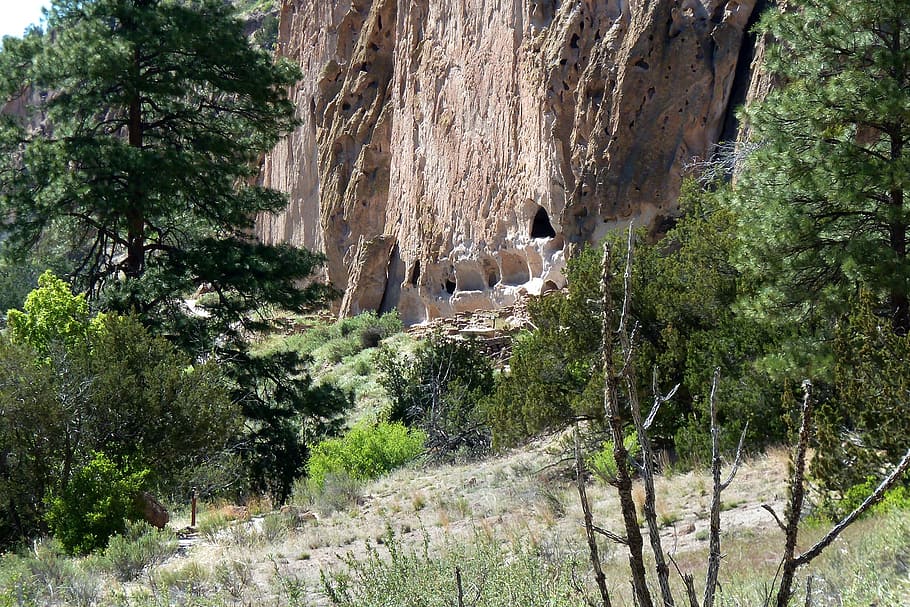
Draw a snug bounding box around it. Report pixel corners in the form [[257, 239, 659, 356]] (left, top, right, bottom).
[[720, 0, 769, 144]]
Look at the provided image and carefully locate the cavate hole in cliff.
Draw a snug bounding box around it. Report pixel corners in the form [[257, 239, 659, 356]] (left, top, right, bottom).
[[455, 263, 486, 292], [542, 280, 559, 295], [635, 58, 650, 70], [444, 278, 456, 295], [409, 261, 420, 287], [481, 256, 500, 288], [570, 33, 580, 49], [499, 251, 531, 286], [531, 206, 557, 239]]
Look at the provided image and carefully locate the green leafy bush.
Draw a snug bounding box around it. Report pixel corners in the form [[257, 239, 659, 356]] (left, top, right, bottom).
[[100, 520, 178, 581], [6, 270, 105, 354], [306, 422, 425, 488], [588, 434, 641, 485], [44, 452, 149, 554], [836, 479, 910, 519]]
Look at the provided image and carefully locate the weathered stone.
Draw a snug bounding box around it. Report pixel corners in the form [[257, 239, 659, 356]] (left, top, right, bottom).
[[135, 491, 169, 530], [258, 0, 766, 324], [339, 234, 397, 316]]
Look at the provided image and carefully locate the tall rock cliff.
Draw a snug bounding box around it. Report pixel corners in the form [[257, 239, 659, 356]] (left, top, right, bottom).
[[257, 0, 765, 324]]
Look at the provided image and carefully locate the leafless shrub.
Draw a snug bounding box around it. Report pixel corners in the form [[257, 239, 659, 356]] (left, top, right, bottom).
[[575, 222, 910, 607]]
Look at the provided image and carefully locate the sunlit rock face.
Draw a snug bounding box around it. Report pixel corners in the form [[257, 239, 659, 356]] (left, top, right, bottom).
[[257, 0, 764, 324]]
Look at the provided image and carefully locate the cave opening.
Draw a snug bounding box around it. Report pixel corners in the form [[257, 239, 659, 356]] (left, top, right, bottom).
[[531, 206, 557, 239], [444, 279, 456, 295], [409, 260, 420, 287]]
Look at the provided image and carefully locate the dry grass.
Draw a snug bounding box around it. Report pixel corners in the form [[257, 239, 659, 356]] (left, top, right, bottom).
[[4, 441, 907, 606]]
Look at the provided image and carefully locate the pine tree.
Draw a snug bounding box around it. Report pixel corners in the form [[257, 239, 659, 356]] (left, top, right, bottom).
[[0, 0, 348, 500], [735, 0, 910, 335], [0, 0, 329, 338]]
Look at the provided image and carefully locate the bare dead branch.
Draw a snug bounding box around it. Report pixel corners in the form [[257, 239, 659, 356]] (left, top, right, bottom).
[[668, 553, 700, 607], [592, 525, 629, 546], [721, 421, 750, 490], [761, 504, 787, 533], [704, 368, 723, 607], [575, 428, 613, 607], [775, 380, 814, 607], [615, 234, 675, 607], [794, 446, 910, 567], [685, 140, 761, 184], [600, 244, 654, 607], [617, 222, 635, 338], [645, 367, 679, 431]]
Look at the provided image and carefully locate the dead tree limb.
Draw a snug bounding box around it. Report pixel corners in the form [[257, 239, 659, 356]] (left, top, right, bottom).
[[616, 223, 675, 607], [761, 504, 787, 533], [601, 243, 654, 607], [668, 552, 700, 607], [794, 446, 910, 568], [774, 380, 814, 607], [703, 368, 749, 607], [592, 525, 629, 545], [575, 429, 613, 607], [704, 369, 723, 607], [645, 367, 679, 432]]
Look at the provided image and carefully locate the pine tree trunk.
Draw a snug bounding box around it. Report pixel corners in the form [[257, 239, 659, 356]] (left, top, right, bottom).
[[889, 132, 907, 335], [125, 44, 145, 279]]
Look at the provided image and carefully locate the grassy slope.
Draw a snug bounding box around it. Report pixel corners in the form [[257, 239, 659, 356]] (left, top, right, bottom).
[[4, 439, 908, 606], [2, 318, 907, 605]]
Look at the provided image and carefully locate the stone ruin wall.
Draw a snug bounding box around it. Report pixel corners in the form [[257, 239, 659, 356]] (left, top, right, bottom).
[[257, 0, 767, 324]]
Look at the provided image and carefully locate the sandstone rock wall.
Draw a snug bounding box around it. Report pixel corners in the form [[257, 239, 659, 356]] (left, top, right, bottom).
[[258, 0, 765, 324]]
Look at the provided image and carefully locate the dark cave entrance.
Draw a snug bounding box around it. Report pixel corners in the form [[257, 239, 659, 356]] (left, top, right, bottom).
[[531, 206, 557, 239]]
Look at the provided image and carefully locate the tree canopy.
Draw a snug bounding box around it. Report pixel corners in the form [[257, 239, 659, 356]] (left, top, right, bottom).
[[0, 0, 350, 507], [0, 0, 329, 339], [736, 0, 910, 335]]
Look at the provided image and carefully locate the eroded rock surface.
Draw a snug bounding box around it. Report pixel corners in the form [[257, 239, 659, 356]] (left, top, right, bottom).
[[258, 0, 765, 324]]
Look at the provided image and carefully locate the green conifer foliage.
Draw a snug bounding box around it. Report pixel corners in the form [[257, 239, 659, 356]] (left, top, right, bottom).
[[736, 0, 910, 335], [814, 294, 910, 508], [0, 0, 329, 335]]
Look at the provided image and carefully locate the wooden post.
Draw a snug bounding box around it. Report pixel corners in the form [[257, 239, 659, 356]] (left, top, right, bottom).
[[191, 486, 197, 528]]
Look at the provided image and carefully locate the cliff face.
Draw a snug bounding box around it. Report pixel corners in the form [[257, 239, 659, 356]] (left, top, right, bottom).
[[258, 0, 764, 324]]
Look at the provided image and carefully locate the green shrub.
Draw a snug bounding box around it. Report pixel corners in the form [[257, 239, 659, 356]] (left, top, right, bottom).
[[6, 271, 105, 354], [1, 282, 240, 550], [822, 477, 910, 521], [264, 311, 403, 366], [294, 472, 363, 516], [44, 452, 149, 554], [306, 422, 425, 488], [378, 334, 494, 457], [100, 520, 178, 582], [321, 532, 588, 607], [0, 538, 101, 607], [588, 434, 641, 485]]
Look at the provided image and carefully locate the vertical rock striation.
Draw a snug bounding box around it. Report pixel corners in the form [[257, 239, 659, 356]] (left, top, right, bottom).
[[258, 0, 763, 324]]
